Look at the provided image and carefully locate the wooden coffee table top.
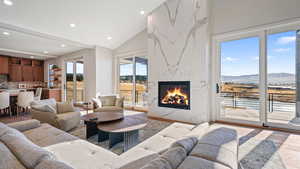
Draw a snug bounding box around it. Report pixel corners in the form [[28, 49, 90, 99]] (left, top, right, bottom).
[[97, 113, 147, 133], [82, 111, 124, 123]]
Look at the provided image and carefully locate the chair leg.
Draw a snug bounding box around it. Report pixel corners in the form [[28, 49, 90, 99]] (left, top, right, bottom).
[[9, 106, 12, 117]]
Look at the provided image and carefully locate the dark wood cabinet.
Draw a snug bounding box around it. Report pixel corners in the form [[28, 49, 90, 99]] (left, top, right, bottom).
[[33, 66, 44, 81], [7, 57, 44, 82], [9, 64, 22, 82], [0, 56, 9, 74], [22, 66, 33, 81]]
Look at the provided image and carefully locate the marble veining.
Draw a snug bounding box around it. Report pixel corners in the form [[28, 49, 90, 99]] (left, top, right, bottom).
[[148, 0, 210, 123]]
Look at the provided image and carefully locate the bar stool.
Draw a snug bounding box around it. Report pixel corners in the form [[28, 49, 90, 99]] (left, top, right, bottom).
[[0, 92, 11, 116], [17, 91, 34, 116]]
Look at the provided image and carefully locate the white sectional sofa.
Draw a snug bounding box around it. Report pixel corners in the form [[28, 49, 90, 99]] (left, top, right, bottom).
[[0, 119, 238, 169]]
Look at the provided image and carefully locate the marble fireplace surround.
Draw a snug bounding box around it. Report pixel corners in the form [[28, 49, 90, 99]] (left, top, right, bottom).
[[148, 0, 210, 124]]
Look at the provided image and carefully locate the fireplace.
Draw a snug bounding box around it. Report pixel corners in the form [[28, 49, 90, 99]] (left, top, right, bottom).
[[158, 81, 190, 110]]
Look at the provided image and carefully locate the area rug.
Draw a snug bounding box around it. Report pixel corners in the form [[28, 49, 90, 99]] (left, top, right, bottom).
[[69, 117, 286, 169], [69, 118, 171, 155]]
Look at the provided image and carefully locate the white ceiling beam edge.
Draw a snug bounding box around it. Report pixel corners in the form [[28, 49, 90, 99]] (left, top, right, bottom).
[[0, 48, 57, 58], [0, 22, 94, 49]]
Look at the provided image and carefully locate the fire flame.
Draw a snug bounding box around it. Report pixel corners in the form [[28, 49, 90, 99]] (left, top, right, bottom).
[[161, 88, 189, 105]]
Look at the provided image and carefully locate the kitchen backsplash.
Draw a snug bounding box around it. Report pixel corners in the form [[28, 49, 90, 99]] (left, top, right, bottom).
[[0, 75, 45, 89]]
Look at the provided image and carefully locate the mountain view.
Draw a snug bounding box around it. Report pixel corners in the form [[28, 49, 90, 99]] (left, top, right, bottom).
[[222, 73, 295, 86]]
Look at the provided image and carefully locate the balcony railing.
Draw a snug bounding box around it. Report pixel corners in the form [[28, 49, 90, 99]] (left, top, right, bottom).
[[221, 91, 296, 113]]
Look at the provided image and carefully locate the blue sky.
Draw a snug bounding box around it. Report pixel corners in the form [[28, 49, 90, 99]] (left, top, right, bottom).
[[66, 62, 84, 74], [221, 31, 296, 76], [120, 62, 147, 76]]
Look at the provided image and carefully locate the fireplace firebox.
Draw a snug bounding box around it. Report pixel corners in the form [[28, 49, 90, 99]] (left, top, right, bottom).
[[158, 81, 190, 110]]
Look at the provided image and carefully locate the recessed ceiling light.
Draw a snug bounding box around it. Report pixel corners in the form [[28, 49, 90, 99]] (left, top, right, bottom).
[[140, 10, 145, 15], [107, 36, 112, 40], [30, 56, 34, 59], [61, 44, 66, 47], [69, 23, 76, 28], [2, 32, 10, 36], [43, 51, 48, 54], [3, 0, 13, 6]]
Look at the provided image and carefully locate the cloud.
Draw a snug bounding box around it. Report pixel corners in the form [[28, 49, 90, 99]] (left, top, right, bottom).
[[223, 57, 238, 62], [274, 48, 291, 52], [276, 36, 296, 44], [252, 56, 259, 60]]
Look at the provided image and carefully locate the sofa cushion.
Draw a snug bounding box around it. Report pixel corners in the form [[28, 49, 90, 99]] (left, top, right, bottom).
[[160, 146, 187, 169], [45, 140, 118, 169], [0, 127, 56, 169], [0, 122, 9, 136], [23, 124, 78, 147], [31, 98, 57, 108], [56, 102, 75, 114], [189, 127, 238, 169], [116, 97, 124, 107], [32, 104, 57, 114], [57, 111, 81, 131], [100, 96, 117, 106], [186, 122, 209, 138], [7, 119, 41, 132], [0, 141, 27, 169], [140, 158, 172, 169], [35, 159, 74, 169], [170, 136, 198, 154], [116, 147, 159, 169], [177, 156, 230, 169], [190, 143, 236, 169]]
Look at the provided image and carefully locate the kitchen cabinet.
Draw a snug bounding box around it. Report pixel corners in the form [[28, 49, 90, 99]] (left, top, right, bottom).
[[9, 64, 22, 82], [33, 66, 44, 81], [0, 56, 8, 74], [22, 66, 34, 81]]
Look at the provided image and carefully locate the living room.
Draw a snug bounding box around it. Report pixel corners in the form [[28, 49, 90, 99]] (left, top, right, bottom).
[[0, 0, 300, 169]]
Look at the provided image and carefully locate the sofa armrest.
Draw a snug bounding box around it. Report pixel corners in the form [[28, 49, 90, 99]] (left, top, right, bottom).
[[7, 119, 41, 132], [57, 111, 81, 131], [31, 109, 60, 129]]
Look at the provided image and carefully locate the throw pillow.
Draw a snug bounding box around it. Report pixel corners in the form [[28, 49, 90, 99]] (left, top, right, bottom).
[[91, 98, 102, 108], [116, 97, 124, 107], [160, 147, 187, 169], [56, 102, 75, 114], [99, 96, 117, 106], [31, 105, 57, 114], [140, 158, 172, 169], [171, 136, 198, 154]]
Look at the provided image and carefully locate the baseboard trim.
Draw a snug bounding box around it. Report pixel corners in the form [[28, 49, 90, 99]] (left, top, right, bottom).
[[147, 116, 197, 125], [215, 120, 300, 134]]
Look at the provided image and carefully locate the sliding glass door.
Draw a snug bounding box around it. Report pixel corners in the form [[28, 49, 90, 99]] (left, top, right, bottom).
[[65, 59, 84, 103], [216, 24, 300, 130], [219, 36, 261, 123], [119, 56, 148, 108]]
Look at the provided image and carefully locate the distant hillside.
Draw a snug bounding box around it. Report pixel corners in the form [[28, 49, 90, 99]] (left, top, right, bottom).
[[222, 73, 295, 86]]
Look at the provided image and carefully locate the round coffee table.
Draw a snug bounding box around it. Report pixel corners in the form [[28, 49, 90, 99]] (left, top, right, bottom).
[[97, 113, 147, 152], [82, 111, 123, 139]]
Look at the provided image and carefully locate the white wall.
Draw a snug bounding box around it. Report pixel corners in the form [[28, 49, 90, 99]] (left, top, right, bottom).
[[148, 0, 210, 124], [95, 46, 113, 95], [114, 30, 147, 55], [211, 0, 300, 35], [44, 47, 113, 102]]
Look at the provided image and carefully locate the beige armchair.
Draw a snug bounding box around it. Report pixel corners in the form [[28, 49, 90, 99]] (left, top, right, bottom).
[[92, 95, 124, 113], [30, 99, 80, 131]]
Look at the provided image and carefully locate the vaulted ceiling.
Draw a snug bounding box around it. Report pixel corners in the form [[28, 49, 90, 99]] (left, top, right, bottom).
[[0, 0, 166, 59]]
